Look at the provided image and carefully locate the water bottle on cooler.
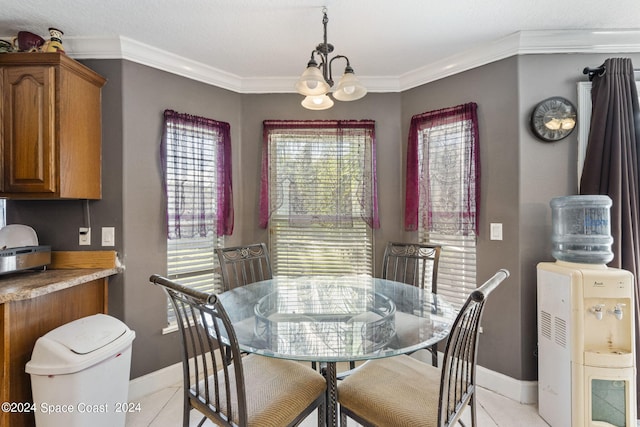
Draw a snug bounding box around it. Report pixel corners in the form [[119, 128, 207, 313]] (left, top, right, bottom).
[[550, 195, 613, 264]]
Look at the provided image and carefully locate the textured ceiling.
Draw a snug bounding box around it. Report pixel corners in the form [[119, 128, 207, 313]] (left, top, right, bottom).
[[2, 0, 640, 91]]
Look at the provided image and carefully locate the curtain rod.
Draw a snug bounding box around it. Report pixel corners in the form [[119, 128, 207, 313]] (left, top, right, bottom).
[[583, 66, 640, 81]]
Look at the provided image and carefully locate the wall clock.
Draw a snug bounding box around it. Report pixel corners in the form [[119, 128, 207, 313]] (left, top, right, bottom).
[[530, 97, 577, 142]]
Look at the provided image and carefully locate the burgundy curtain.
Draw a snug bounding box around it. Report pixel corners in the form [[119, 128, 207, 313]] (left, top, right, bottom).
[[259, 120, 379, 229], [162, 109, 234, 237], [405, 102, 480, 234], [579, 58, 640, 410]]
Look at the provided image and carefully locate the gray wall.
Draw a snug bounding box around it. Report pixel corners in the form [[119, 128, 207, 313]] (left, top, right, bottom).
[[8, 52, 639, 382], [119, 60, 243, 376], [401, 57, 522, 377]]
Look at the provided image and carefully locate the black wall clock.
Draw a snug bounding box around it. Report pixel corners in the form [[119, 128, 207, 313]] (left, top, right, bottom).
[[530, 97, 577, 142]]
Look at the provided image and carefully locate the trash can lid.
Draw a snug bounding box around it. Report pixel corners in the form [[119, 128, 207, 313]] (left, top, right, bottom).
[[26, 314, 135, 375], [49, 313, 128, 354]]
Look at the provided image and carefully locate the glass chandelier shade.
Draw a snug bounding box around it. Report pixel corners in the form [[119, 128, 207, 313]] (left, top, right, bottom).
[[295, 62, 331, 96], [301, 94, 335, 110], [333, 69, 367, 101]]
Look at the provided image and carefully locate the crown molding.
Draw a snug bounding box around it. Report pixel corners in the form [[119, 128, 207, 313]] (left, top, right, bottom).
[[65, 36, 243, 92], [399, 32, 522, 90], [399, 29, 640, 90], [517, 29, 640, 54], [60, 30, 640, 94]]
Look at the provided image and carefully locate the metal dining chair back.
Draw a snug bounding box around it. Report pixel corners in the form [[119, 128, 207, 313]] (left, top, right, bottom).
[[381, 242, 442, 366], [216, 243, 272, 291], [338, 269, 510, 427], [149, 274, 326, 427], [381, 242, 441, 292], [436, 269, 508, 425]]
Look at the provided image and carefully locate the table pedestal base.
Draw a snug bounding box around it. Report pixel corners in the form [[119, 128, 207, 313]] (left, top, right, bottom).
[[320, 362, 338, 427]]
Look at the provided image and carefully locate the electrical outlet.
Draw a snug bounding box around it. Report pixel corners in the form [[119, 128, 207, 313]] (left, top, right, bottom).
[[102, 227, 115, 246], [79, 227, 91, 245]]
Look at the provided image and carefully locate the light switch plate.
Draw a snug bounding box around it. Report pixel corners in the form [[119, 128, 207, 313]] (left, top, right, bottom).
[[102, 227, 115, 246], [490, 223, 503, 240]]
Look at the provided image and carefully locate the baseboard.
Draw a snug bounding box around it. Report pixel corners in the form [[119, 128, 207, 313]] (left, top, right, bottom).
[[128, 359, 539, 405], [476, 364, 538, 405]]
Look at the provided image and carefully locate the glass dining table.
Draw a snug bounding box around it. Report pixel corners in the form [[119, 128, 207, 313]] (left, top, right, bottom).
[[218, 275, 456, 427]]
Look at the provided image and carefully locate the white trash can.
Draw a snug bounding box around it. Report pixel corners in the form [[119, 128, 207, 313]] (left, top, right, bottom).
[[25, 314, 135, 427]]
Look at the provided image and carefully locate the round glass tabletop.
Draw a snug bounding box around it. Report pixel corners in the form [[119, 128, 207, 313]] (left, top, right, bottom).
[[218, 275, 455, 362]]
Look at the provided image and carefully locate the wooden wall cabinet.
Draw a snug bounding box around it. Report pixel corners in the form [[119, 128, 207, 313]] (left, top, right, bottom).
[[0, 53, 106, 199]]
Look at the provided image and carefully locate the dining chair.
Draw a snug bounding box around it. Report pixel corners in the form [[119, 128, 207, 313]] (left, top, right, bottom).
[[337, 269, 509, 427], [381, 242, 441, 291], [381, 242, 442, 366], [216, 244, 327, 372], [149, 274, 326, 427], [216, 243, 273, 291]]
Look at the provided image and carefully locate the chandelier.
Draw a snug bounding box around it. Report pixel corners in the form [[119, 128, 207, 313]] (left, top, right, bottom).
[[295, 7, 367, 110]]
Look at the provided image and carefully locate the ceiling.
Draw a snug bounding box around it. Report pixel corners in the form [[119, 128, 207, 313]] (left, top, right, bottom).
[[2, 0, 640, 93]]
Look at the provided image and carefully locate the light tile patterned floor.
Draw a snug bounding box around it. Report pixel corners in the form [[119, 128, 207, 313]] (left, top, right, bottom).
[[125, 383, 550, 427]]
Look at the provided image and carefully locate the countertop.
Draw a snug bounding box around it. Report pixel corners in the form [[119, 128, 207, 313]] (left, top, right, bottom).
[[0, 267, 120, 303]]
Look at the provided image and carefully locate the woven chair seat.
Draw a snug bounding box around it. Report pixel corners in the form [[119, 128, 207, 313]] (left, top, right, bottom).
[[195, 355, 326, 427], [393, 311, 436, 347], [338, 355, 441, 427]]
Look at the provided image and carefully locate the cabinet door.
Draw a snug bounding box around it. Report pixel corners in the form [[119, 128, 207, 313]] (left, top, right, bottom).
[[1, 65, 56, 194]]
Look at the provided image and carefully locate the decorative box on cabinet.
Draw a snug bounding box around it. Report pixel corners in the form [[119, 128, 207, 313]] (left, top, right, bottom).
[[0, 53, 106, 199]]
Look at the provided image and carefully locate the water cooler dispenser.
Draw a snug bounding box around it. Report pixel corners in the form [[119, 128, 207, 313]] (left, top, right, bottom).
[[537, 195, 637, 427]]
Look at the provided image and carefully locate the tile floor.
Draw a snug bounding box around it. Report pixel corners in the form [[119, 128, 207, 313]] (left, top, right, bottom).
[[125, 383, 550, 427]]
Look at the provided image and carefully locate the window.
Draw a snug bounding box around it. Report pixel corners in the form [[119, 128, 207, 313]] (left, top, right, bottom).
[[406, 103, 479, 308], [260, 120, 379, 276], [162, 110, 233, 325]]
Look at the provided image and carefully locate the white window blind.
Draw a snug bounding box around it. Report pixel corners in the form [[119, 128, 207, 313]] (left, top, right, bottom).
[[266, 126, 374, 276], [270, 220, 373, 276], [164, 119, 224, 325], [418, 231, 476, 308], [417, 120, 477, 309]]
